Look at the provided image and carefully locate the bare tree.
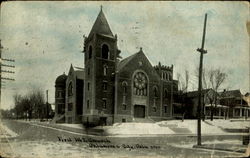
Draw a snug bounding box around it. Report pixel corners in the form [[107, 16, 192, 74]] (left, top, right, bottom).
[[194, 67, 227, 121], [13, 93, 22, 119], [12, 88, 45, 120], [28, 88, 45, 120], [177, 70, 189, 121], [208, 68, 227, 121]]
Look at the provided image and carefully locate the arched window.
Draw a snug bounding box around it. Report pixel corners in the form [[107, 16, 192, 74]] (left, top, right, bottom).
[[164, 89, 168, 98], [68, 82, 73, 96], [103, 65, 108, 76], [153, 87, 158, 97], [89, 46, 92, 59], [102, 44, 109, 59], [133, 72, 147, 96], [122, 81, 128, 94]]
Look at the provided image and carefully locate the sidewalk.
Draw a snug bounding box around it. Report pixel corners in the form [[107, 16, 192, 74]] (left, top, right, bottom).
[[193, 143, 249, 156]]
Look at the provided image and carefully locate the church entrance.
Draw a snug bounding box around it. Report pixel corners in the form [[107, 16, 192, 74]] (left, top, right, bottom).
[[99, 117, 107, 126], [134, 105, 145, 118]]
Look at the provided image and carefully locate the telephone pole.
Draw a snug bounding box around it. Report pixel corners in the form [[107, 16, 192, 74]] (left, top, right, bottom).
[[0, 40, 15, 110], [196, 14, 208, 146]]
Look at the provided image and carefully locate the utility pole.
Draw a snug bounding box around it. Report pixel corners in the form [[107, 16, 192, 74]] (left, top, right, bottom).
[[0, 40, 15, 111], [196, 14, 208, 146], [46, 90, 49, 121]]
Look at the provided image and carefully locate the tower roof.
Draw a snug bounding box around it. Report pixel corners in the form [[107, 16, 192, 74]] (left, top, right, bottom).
[[88, 7, 113, 38], [55, 73, 67, 85]]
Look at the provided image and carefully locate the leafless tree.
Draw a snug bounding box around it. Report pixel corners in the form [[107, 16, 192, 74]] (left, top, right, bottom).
[[12, 88, 46, 120], [177, 70, 189, 121], [208, 68, 227, 121], [13, 93, 22, 119], [194, 67, 227, 121]]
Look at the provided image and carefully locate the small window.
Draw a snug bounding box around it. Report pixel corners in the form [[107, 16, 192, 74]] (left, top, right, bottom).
[[154, 87, 157, 97], [122, 81, 128, 94], [103, 82, 107, 91], [89, 46, 92, 59], [164, 106, 167, 113], [88, 82, 90, 91], [102, 44, 109, 59], [103, 99, 107, 109], [87, 100, 90, 109], [164, 90, 168, 98], [123, 86, 127, 94], [122, 104, 126, 110], [68, 82, 73, 96], [88, 68, 90, 76], [153, 107, 157, 112], [68, 103, 73, 111], [103, 65, 108, 76]]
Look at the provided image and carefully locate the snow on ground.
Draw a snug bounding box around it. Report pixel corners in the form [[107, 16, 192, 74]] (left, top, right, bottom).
[[0, 122, 18, 138], [59, 123, 84, 129], [205, 120, 250, 129], [105, 123, 175, 136], [157, 120, 225, 134]]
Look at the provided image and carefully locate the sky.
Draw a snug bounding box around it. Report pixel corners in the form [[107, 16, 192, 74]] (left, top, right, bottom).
[[1, 1, 249, 110]]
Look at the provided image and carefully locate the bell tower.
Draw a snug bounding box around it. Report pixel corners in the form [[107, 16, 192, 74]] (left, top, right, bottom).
[[83, 6, 120, 126]]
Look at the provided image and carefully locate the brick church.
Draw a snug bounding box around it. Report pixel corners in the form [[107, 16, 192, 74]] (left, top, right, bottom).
[[53, 7, 179, 125]]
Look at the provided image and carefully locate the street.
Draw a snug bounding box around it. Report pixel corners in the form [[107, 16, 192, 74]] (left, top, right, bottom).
[[0, 119, 247, 158]]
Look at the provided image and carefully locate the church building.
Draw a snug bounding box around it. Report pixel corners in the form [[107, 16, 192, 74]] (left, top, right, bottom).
[[54, 7, 179, 125]]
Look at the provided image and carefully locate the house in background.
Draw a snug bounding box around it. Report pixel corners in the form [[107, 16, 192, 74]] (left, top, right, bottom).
[[219, 90, 249, 119], [183, 89, 250, 119]]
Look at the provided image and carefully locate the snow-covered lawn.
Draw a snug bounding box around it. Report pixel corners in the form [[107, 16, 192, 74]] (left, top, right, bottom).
[[58, 123, 84, 129], [105, 123, 175, 136], [157, 120, 225, 134], [205, 120, 250, 129], [105, 119, 250, 136]]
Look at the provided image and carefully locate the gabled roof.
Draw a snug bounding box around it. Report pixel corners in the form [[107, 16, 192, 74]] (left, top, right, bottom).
[[68, 64, 84, 80], [117, 52, 139, 72], [88, 8, 113, 38], [243, 95, 250, 106], [75, 70, 84, 80], [219, 90, 242, 98]]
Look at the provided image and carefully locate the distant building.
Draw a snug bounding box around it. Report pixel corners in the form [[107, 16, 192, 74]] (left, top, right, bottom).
[[183, 89, 250, 119], [219, 90, 249, 118], [53, 8, 179, 125]]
